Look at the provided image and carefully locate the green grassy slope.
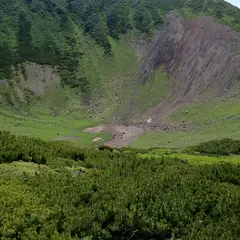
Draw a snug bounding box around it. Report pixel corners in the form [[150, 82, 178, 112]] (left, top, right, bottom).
[[0, 109, 111, 147], [0, 0, 239, 106], [132, 98, 240, 148], [138, 148, 240, 165], [0, 0, 239, 149]]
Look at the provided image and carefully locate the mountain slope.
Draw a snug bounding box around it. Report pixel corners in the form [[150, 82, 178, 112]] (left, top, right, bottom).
[[0, 0, 239, 82], [0, 0, 239, 147], [136, 13, 240, 125]]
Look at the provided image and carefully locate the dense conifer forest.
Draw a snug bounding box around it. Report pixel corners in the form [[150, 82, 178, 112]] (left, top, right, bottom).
[[1, 0, 240, 83]]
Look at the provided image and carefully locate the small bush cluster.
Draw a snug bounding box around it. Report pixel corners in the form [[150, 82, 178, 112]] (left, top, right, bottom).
[[0, 131, 105, 165], [191, 138, 240, 155]]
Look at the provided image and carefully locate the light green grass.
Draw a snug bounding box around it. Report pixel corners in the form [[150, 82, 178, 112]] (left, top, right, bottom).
[[0, 109, 111, 147], [138, 150, 240, 165], [172, 154, 240, 165], [0, 161, 52, 177], [171, 99, 240, 125], [130, 67, 175, 120], [131, 127, 240, 149], [0, 160, 87, 178], [132, 99, 240, 149]]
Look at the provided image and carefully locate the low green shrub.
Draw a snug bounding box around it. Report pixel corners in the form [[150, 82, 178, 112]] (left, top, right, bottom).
[[1, 132, 240, 239], [189, 138, 240, 155]]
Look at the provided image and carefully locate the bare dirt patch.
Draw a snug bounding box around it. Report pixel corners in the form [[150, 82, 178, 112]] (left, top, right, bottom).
[[84, 124, 145, 148], [104, 125, 145, 148], [84, 125, 105, 134]]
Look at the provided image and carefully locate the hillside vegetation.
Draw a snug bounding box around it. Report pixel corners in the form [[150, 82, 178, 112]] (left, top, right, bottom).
[[0, 0, 239, 148], [0, 131, 240, 239], [1, 1, 240, 238], [0, 0, 240, 104]]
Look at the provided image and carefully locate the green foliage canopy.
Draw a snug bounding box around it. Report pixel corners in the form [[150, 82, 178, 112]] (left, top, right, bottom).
[[0, 0, 239, 91], [0, 131, 240, 239]]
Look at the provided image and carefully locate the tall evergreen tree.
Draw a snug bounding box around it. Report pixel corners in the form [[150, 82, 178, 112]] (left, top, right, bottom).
[[133, 6, 153, 34], [107, 1, 131, 38], [0, 42, 13, 78], [85, 13, 111, 54], [18, 11, 33, 61]]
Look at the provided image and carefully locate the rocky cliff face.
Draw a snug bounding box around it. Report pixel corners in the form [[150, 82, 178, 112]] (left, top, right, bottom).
[[140, 13, 240, 121], [14, 63, 61, 97], [0, 62, 61, 107]]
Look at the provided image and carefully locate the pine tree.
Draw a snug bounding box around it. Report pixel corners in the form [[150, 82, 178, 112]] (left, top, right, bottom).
[[133, 6, 153, 34], [18, 11, 33, 60]]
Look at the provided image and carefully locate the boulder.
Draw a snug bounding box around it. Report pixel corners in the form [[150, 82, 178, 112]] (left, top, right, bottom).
[[0, 80, 6, 86]]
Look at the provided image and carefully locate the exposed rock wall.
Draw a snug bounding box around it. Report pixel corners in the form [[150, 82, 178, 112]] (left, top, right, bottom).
[[16, 62, 61, 96], [0, 62, 61, 106], [140, 13, 240, 120]]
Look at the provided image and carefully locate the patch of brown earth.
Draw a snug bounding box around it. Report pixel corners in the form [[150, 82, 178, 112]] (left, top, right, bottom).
[[84, 125, 105, 134], [84, 124, 145, 148], [104, 125, 145, 148]]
